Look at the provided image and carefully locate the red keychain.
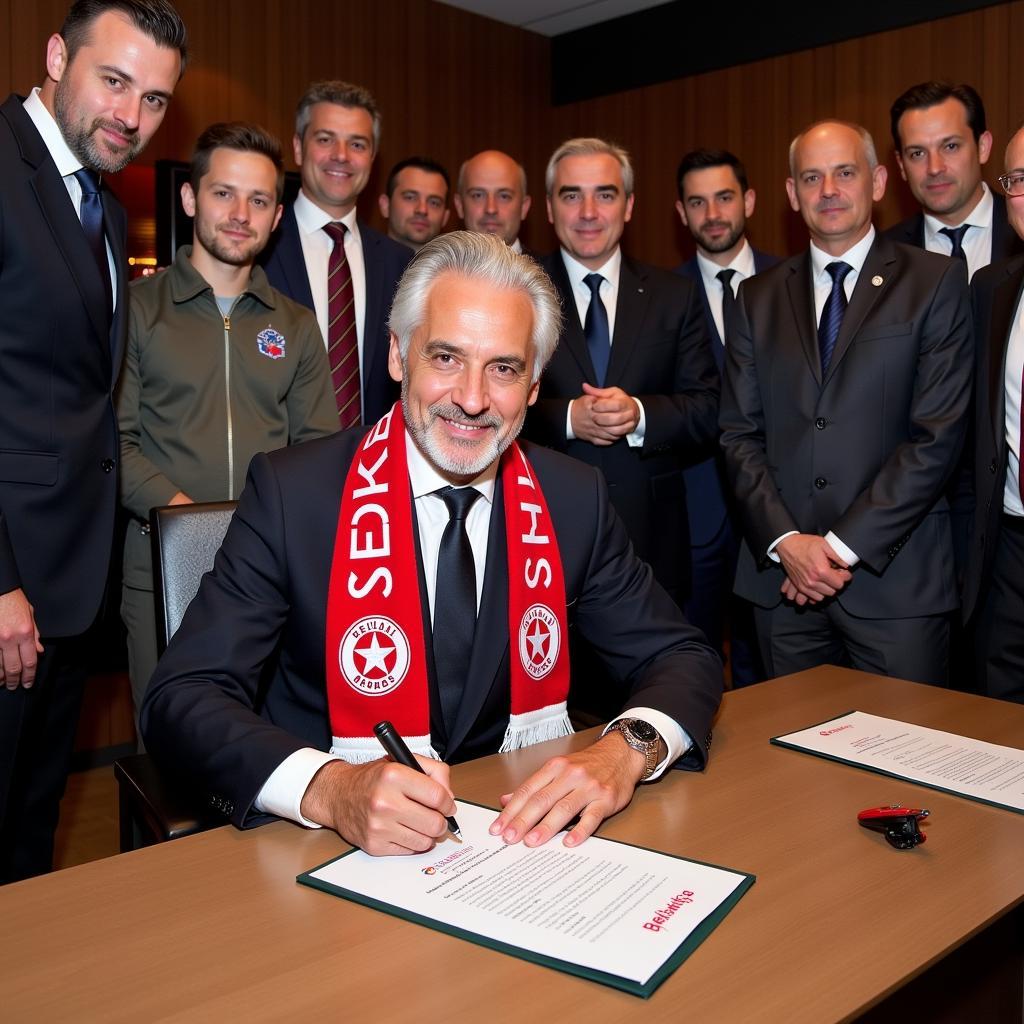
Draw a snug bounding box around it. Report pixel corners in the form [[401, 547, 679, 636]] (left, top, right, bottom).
[[858, 805, 930, 849]]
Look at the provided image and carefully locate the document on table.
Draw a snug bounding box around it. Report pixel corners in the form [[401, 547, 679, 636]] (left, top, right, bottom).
[[298, 801, 754, 997], [772, 710, 1024, 814]]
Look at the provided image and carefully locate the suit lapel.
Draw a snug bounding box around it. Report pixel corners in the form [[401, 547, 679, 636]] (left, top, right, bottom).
[[360, 225, 384, 405], [784, 251, 821, 384], [988, 257, 1024, 443], [607, 256, 648, 383], [104, 191, 126, 378], [446, 475, 508, 754], [546, 253, 596, 380], [277, 208, 315, 310], [28, 157, 110, 353], [679, 259, 722, 349], [824, 237, 896, 384]]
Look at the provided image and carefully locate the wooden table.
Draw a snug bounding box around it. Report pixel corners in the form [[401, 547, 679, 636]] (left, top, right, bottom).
[[2, 667, 1022, 1022]]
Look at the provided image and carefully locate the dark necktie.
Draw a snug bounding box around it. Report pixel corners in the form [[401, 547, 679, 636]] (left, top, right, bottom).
[[73, 167, 112, 317], [818, 261, 852, 376], [716, 268, 737, 341], [939, 224, 970, 262], [583, 272, 610, 386], [432, 486, 480, 736], [323, 222, 360, 428]]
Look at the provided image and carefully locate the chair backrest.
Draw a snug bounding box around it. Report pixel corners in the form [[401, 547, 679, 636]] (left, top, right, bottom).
[[150, 501, 237, 654]]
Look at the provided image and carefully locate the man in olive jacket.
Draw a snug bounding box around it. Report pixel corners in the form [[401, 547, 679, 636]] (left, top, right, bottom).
[[117, 123, 338, 731]]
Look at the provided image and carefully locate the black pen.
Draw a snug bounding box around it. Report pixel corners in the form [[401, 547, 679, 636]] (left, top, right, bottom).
[[373, 720, 461, 837]]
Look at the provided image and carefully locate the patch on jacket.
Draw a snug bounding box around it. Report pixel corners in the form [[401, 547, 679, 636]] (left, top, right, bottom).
[[256, 327, 286, 360]]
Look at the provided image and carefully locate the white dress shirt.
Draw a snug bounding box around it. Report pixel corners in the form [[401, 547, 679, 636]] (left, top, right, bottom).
[[292, 192, 367, 389], [923, 182, 994, 281], [559, 247, 646, 446], [1002, 292, 1024, 517], [23, 88, 117, 311], [696, 238, 756, 344], [256, 432, 688, 826], [767, 226, 878, 568]]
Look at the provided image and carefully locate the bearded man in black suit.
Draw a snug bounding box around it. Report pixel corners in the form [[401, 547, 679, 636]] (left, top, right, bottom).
[[0, 0, 186, 882]]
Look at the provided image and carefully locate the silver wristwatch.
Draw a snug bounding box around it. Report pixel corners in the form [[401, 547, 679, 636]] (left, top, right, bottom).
[[607, 718, 661, 780]]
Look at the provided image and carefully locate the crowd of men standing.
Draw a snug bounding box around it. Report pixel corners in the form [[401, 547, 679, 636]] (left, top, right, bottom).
[[1, 0, 1022, 884]]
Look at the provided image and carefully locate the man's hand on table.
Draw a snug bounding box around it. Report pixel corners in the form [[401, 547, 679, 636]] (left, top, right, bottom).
[[300, 755, 456, 856], [488, 730, 655, 849]]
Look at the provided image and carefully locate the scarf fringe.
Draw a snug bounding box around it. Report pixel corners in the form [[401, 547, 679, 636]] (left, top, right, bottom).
[[498, 703, 574, 753], [330, 734, 441, 764]]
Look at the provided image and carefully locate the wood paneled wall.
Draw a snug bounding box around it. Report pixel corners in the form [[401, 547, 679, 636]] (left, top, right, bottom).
[[537, 2, 1024, 265], [3, 1, 1024, 266], [0, 0, 552, 245]]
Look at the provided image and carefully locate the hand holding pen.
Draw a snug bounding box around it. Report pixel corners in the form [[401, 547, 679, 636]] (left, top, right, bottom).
[[374, 720, 462, 837]]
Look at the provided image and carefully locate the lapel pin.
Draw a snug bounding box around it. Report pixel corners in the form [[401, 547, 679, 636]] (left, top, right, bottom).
[[638, 287, 644, 294], [871, 275, 883, 287]]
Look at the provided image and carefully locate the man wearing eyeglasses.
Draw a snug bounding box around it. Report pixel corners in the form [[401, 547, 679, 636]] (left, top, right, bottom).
[[961, 129, 1024, 705]]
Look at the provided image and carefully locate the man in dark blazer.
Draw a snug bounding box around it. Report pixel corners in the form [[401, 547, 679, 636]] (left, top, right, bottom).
[[961, 126, 1024, 704], [720, 120, 972, 686], [0, 0, 186, 883], [885, 82, 1024, 278], [674, 148, 777, 686], [142, 232, 723, 857], [526, 137, 720, 611], [260, 80, 411, 426]]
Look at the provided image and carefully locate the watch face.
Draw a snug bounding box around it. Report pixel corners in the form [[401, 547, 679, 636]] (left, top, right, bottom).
[[628, 720, 658, 744]]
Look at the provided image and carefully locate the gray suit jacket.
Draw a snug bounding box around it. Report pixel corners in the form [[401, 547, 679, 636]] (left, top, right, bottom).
[[719, 234, 972, 617]]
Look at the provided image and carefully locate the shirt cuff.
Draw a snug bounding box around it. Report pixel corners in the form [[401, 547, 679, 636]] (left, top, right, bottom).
[[254, 747, 342, 827], [603, 707, 690, 781], [824, 531, 860, 567], [626, 398, 646, 448], [565, 399, 575, 440], [766, 530, 799, 563]]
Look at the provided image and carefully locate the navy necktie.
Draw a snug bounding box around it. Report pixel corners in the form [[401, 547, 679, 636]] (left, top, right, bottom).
[[818, 261, 852, 376], [583, 272, 610, 386], [73, 167, 112, 317], [432, 486, 480, 737], [716, 268, 737, 340], [939, 225, 969, 262]]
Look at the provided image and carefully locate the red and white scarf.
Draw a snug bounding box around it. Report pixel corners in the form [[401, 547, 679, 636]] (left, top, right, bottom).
[[325, 403, 572, 761]]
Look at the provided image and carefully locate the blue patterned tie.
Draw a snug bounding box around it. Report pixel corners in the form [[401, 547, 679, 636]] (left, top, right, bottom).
[[818, 261, 852, 376], [583, 272, 610, 386], [73, 167, 112, 317], [939, 225, 969, 262]]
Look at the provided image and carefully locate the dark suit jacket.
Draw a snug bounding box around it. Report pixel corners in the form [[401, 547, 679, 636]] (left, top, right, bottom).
[[141, 431, 723, 828], [719, 234, 973, 618], [259, 204, 412, 424], [0, 94, 126, 636], [525, 250, 720, 601], [676, 248, 778, 547], [883, 191, 1024, 264], [962, 254, 1024, 623]]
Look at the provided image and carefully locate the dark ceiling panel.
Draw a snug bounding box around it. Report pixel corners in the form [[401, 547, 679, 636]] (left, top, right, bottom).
[[551, 0, 1009, 105]]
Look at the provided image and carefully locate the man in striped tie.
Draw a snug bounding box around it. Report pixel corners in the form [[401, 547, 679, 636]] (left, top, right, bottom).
[[719, 120, 972, 687], [261, 81, 412, 427]]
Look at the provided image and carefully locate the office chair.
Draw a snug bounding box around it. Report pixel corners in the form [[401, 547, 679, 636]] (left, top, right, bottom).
[[113, 501, 237, 851]]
